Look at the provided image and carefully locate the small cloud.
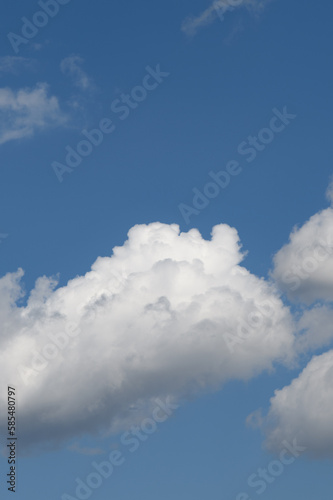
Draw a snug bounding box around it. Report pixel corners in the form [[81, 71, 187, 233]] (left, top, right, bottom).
[[181, 2, 220, 37], [326, 177, 333, 205], [30, 40, 50, 52], [254, 350, 333, 458], [223, 19, 244, 45], [0, 234, 8, 243], [0, 56, 36, 76], [33, 44, 43, 51], [68, 443, 105, 456], [60, 55, 94, 91], [246, 408, 264, 429], [181, 0, 270, 37], [0, 83, 67, 145]]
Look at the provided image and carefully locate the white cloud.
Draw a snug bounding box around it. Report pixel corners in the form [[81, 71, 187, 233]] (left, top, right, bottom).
[[0, 56, 35, 75], [253, 183, 333, 459], [60, 55, 94, 91], [272, 207, 333, 303], [326, 177, 333, 205], [296, 305, 333, 353], [0, 222, 295, 451], [68, 443, 105, 456], [0, 83, 66, 145], [181, 0, 270, 37], [181, 2, 223, 37], [252, 350, 333, 458]]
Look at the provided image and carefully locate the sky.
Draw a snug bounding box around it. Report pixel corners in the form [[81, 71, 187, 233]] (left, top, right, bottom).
[[0, 0, 333, 499]]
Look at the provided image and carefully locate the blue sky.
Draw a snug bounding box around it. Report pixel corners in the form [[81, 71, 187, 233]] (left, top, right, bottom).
[[0, 0, 333, 499]]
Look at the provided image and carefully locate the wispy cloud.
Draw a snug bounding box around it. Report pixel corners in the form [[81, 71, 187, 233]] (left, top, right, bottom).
[[326, 177, 333, 205], [182, 2, 222, 37], [60, 55, 94, 91], [68, 443, 105, 456], [0, 83, 67, 145], [0, 56, 35, 76], [181, 0, 270, 37]]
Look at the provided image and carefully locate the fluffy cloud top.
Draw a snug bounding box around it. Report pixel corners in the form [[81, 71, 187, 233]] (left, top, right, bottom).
[[0, 83, 66, 145], [0, 222, 295, 451], [255, 350, 333, 458]]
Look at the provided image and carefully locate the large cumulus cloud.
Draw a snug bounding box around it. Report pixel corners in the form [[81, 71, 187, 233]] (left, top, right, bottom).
[[0, 222, 295, 451]]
